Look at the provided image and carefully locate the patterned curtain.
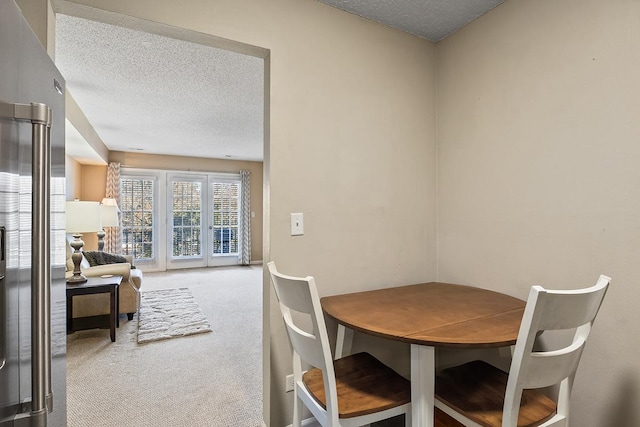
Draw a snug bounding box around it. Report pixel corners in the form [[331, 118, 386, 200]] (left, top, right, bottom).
[[105, 162, 122, 254], [239, 170, 251, 265]]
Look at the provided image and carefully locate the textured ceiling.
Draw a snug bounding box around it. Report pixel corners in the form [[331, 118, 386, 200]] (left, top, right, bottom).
[[316, 0, 506, 42], [56, 1, 505, 164], [55, 14, 264, 162]]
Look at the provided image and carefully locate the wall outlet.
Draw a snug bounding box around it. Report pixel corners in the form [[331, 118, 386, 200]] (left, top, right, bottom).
[[285, 374, 294, 392]]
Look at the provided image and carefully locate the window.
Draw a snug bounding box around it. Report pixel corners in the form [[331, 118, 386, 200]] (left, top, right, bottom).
[[120, 176, 155, 260], [211, 181, 239, 256]]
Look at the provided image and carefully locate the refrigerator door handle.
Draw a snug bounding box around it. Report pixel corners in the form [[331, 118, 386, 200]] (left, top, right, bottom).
[[30, 103, 53, 421], [1, 227, 5, 372], [0, 101, 53, 427]]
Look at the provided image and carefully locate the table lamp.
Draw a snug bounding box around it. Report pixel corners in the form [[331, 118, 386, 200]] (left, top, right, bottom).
[[66, 200, 102, 283], [98, 198, 120, 251]]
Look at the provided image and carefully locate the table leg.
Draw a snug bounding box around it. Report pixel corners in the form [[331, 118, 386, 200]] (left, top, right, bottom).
[[66, 294, 73, 334], [116, 285, 120, 328], [109, 286, 116, 342], [411, 344, 435, 427], [334, 324, 354, 359]]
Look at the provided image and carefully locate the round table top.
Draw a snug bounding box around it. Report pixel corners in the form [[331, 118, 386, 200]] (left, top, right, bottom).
[[321, 282, 526, 348]]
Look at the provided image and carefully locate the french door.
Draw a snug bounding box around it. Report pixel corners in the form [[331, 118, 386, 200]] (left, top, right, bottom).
[[120, 170, 243, 270], [167, 173, 241, 269]]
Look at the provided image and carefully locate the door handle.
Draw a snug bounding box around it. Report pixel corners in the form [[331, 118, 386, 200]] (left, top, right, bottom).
[[30, 103, 54, 417], [1, 102, 53, 425], [1, 227, 5, 372]]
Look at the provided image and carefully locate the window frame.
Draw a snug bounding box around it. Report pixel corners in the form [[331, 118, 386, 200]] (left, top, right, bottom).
[[167, 173, 207, 264], [120, 171, 161, 267], [210, 176, 241, 258], [120, 168, 242, 272]]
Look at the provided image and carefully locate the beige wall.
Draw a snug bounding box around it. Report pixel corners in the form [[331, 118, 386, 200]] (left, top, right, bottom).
[[66, 92, 110, 160], [56, 1, 439, 425], [109, 151, 264, 263], [437, 0, 640, 425], [65, 155, 82, 200], [64, 156, 102, 251], [80, 164, 107, 202], [15, 0, 56, 56], [74, 164, 107, 250]]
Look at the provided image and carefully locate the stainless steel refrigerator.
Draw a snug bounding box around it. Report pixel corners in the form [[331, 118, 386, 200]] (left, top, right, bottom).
[[1, 0, 67, 426]]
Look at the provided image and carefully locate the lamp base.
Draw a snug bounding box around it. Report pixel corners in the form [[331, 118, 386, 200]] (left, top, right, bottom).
[[97, 229, 105, 252], [68, 233, 87, 284], [66, 273, 87, 284]]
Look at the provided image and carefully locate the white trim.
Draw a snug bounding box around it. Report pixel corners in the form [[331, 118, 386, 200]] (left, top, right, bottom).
[[285, 417, 320, 427], [209, 172, 241, 182], [123, 167, 239, 180]]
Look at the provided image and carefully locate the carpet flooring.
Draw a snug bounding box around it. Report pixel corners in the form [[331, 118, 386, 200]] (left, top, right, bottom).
[[66, 265, 263, 427]]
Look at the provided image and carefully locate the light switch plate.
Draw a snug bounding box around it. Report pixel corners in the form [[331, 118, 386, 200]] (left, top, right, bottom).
[[291, 213, 304, 236]]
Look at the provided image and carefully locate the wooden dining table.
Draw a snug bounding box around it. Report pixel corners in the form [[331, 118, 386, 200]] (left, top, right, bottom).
[[320, 282, 526, 427]]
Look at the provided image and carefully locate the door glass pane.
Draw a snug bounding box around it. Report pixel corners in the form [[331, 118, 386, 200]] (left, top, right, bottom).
[[171, 181, 202, 257], [211, 181, 240, 256]]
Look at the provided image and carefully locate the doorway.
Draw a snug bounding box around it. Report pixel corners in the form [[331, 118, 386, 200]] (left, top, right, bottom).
[[54, 4, 271, 425]]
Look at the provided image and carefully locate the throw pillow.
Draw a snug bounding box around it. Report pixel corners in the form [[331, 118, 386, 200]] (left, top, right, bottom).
[[83, 251, 127, 267]]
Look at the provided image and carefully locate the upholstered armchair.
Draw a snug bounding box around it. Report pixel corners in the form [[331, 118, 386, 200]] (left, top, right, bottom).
[[65, 244, 143, 320]]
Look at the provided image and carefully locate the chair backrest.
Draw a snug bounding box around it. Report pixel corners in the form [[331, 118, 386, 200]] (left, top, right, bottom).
[[503, 274, 610, 426], [267, 262, 340, 423]]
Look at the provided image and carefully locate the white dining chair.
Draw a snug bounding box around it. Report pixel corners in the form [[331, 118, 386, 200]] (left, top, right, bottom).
[[434, 274, 610, 427], [267, 261, 412, 427]]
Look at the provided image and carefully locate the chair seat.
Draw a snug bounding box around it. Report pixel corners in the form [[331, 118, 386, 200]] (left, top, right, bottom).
[[435, 361, 557, 427], [302, 352, 411, 419], [435, 408, 465, 427]]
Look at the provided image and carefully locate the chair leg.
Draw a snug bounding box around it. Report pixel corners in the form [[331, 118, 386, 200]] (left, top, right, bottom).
[[292, 394, 302, 427]]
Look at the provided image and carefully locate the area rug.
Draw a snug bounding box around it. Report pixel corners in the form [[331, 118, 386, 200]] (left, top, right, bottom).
[[137, 287, 213, 343]]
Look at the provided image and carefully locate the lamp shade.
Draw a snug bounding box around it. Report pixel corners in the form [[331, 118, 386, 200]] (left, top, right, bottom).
[[101, 197, 119, 207], [100, 204, 120, 227], [66, 200, 102, 233]]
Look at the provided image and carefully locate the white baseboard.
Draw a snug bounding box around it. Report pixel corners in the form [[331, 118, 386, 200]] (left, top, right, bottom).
[[285, 417, 320, 427], [250, 260, 263, 265]]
